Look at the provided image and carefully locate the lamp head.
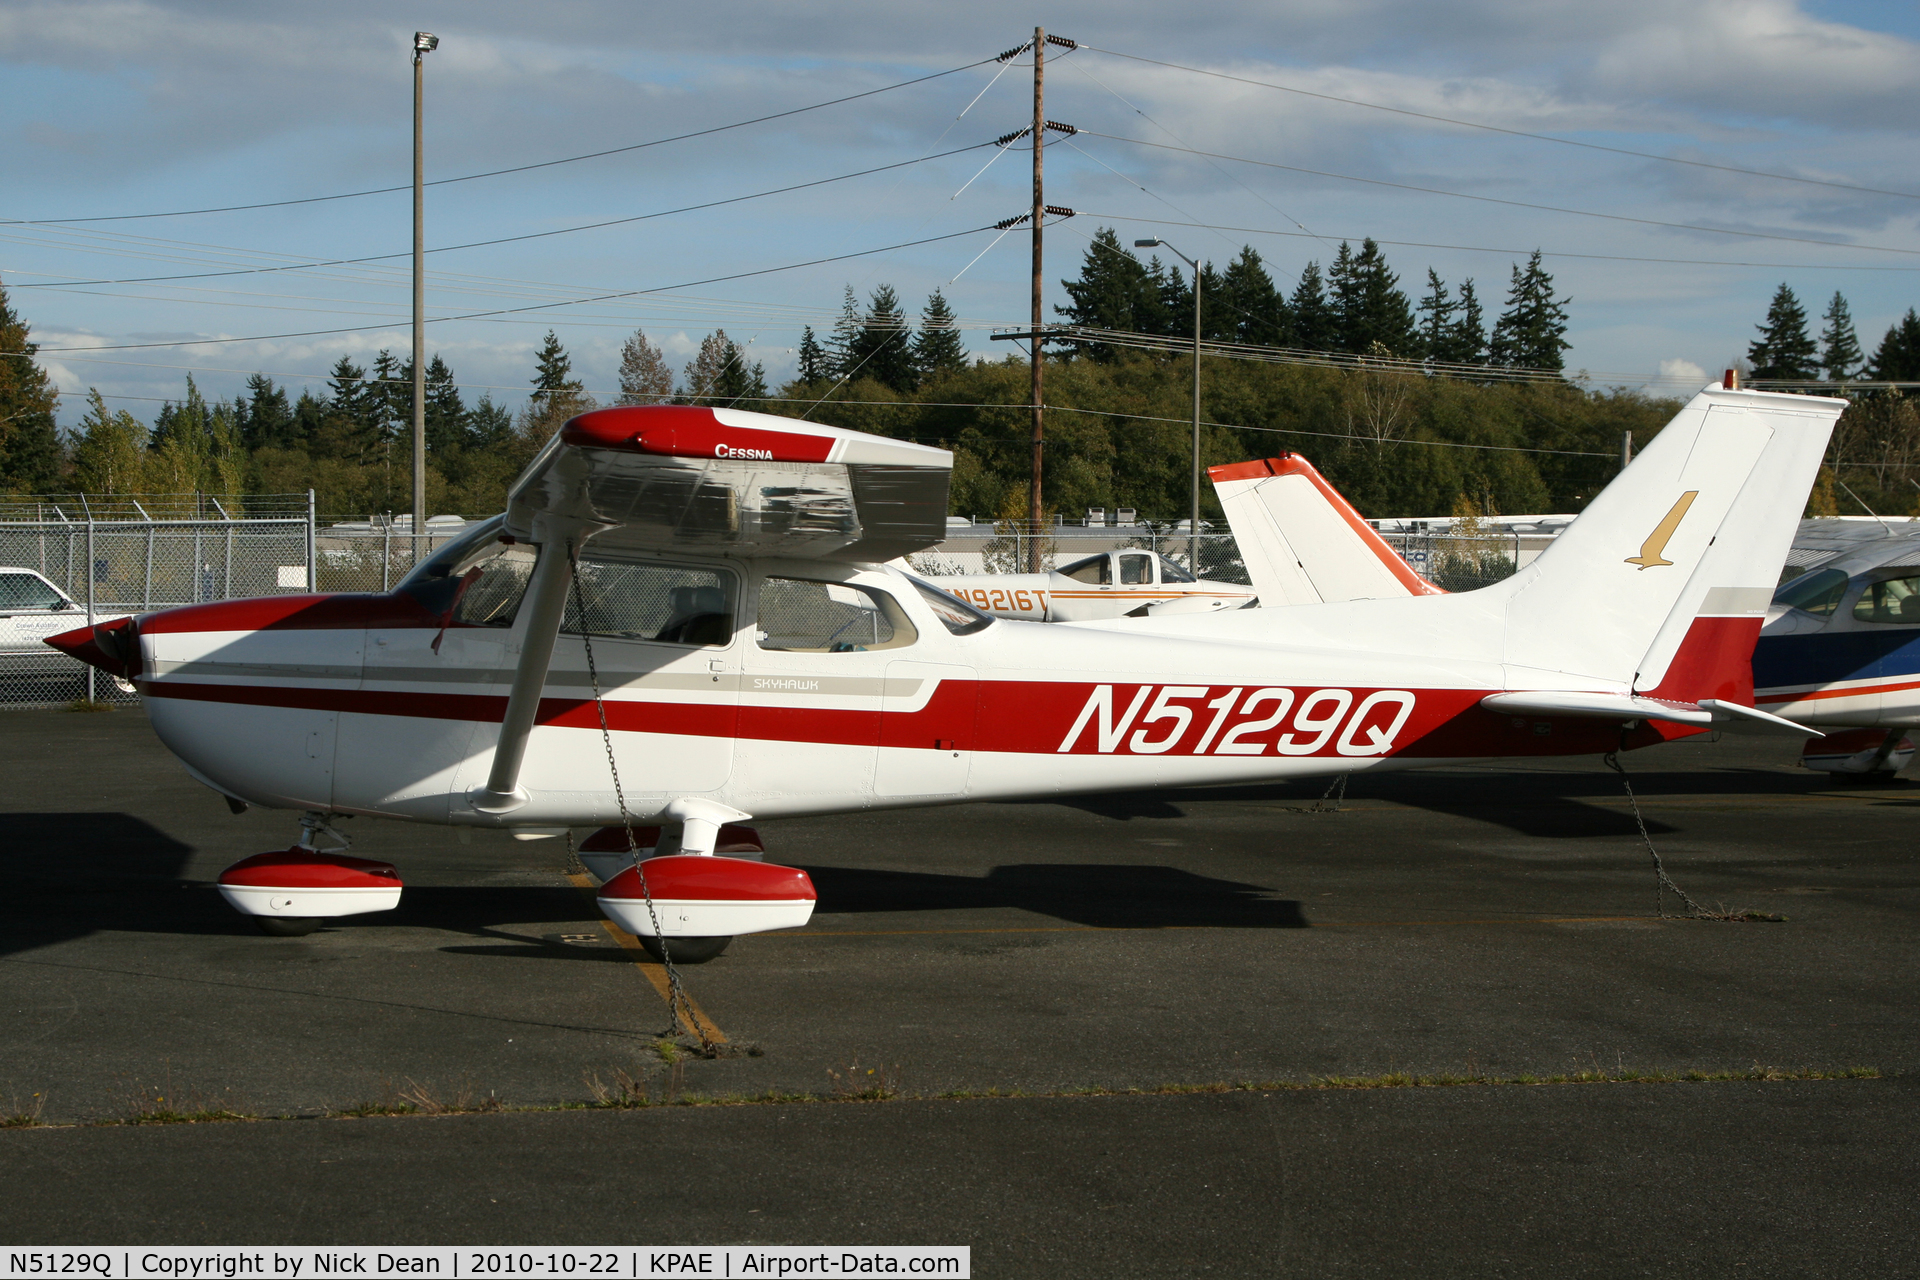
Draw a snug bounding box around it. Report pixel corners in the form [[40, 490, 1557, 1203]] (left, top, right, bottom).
[[1133, 238, 1162, 248], [414, 32, 439, 54]]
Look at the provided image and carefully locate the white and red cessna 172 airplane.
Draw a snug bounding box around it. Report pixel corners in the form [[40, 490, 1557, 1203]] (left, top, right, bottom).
[[51, 389, 1839, 958]]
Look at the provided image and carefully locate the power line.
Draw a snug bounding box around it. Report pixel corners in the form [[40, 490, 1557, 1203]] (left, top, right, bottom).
[[1077, 130, 1920, 258], [14, 142, 997, 290], [27, 224, 997, 353], [3, 58, 1000, 225], [1081, 44, 1920, 203], [1044, 402, 1615, 457]]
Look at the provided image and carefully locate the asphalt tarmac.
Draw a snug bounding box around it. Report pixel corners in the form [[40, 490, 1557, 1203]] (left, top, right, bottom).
[[3, 708, 1916, 1275]]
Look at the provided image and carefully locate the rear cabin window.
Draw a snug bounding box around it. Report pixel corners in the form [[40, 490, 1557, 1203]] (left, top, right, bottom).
[[757, 578, 916, 652], [1772, 568, 1848, 618], [1853, 573, 1920, 624], [1059, 554, 1109, 584]]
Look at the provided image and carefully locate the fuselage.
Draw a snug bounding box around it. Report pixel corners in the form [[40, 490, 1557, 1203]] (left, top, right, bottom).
[[120, 545, 1684, 831]]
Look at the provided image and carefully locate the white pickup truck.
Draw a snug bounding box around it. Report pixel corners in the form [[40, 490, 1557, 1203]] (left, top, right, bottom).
[[0, 567, 126, 653]]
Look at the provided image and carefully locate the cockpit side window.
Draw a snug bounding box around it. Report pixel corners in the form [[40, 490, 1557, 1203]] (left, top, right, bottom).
[[1118, 553, 1153, 585], [1059, 553, 1110, 584], [757, 577, 917, 653], [1157, 555, 1196, 583], [1853, 573, 1920, 624], [1772, 567, 1848, 618]]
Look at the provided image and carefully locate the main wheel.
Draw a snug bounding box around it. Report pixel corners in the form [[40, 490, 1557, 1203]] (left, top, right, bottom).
[[638, 935, 732, 964], [254, 916, 324, 937]]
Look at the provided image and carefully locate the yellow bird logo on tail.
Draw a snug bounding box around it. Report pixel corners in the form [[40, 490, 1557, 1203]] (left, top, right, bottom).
[[1626, 490, 1699, 569]]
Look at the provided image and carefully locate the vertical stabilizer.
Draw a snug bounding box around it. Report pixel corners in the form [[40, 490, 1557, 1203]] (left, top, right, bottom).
[[1499, 387, 1842, 690], [1209, 456, 1438, 606]]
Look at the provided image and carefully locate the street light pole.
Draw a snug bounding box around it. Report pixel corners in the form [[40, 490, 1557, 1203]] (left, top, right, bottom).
[[1137, 238, 1202, 569], [411, 32, 438, 565]]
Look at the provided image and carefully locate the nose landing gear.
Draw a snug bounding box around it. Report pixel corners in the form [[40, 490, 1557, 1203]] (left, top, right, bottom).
[[216, 813, 404, 936]]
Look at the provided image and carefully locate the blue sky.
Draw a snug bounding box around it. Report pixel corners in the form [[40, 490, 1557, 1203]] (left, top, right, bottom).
[[3, 0, 1918, 426]]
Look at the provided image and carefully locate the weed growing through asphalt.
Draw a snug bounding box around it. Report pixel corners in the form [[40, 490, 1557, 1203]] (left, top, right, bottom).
[[826, 1061, 901, 1101], [3, 1092, 47, 1128]]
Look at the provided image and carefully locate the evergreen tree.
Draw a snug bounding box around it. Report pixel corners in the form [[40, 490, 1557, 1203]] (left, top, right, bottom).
[[1415, 270, 1457, 362], [0, 280, 61, 493], [1487, 251, 1571, 372], [1056, 228, 1169, 358], [149, 375, 213, 502], [844, 284, 917, 390], [829, 285, 864, 376], [423, 355, 466, 454], [1868, 309, 1920, 381], [1747, 283, 1819, 381], [617, 329, 675, 404], [292, 389, 328, 447], [1218, 246, 1289, 346], [796, 325, 832, 383], [71, 389, 149, 494], [1154, 256, 1194, 340], [1328, 239, 1416, 356], [466, 395, 513, 450], [1450, 279, 1488, 366], [241, 373, 296, 450], [530, 330, 581, 400], [1820, 291, 1864, 381], [913, 289, 969, 383], [370, 349, 406, 445], [325, 357, 372, 427], [1289, 262, 1335, 351]]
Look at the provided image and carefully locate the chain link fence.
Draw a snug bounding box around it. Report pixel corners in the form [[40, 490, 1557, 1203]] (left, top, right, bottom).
[[0, 496, 317, 709]]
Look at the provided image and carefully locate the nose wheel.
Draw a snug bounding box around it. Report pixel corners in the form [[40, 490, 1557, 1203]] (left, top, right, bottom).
[[637, 935, 732, 964], [253, 915, 325, 937]]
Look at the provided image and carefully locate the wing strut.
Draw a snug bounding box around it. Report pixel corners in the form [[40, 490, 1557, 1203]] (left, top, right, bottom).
[[470, 529, 593, 814]]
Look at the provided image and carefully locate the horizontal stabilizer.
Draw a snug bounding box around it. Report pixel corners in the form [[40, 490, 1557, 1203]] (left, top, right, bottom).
[[1481, 691, 1821, 736]]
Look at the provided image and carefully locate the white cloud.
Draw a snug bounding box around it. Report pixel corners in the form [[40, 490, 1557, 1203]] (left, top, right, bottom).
[[1655, 357, 1709, 388]]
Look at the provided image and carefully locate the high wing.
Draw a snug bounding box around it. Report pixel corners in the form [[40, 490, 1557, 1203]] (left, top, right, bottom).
[[480, 405, 950, 816], [1208, 455, 1441, 605], [508, 404, 952, 563]]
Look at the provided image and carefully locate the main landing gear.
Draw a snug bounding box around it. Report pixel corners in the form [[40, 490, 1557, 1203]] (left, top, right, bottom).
[[580, 801, 816, 965], [216, 813, 403, 936]]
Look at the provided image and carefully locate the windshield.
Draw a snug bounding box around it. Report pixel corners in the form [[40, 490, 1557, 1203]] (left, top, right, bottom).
[[394, 514, 509, 613], [1157, 555, 1196, 583], [905, 575, 995, 635], [1772, 567, 1849, 618]]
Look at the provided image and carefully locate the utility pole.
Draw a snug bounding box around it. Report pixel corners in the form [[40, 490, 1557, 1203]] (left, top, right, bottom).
[[411, 32, 438, 565], [1028, 26, 1046, 574]]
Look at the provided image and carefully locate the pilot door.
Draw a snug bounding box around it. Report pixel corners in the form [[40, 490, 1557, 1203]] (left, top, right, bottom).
[[520, 557, 744, 804]]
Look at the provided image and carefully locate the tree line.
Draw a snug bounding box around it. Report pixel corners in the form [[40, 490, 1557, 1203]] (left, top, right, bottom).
[[1054, 230, 1573, 372], [21, 257, 1920, 527]]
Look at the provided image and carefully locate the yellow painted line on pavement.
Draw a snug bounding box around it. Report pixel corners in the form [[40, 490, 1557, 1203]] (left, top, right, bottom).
[[566, 872, 727, 1045]]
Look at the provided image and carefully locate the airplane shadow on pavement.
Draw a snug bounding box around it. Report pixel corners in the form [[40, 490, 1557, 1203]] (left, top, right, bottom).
[[797, 863, 1308, 929]]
